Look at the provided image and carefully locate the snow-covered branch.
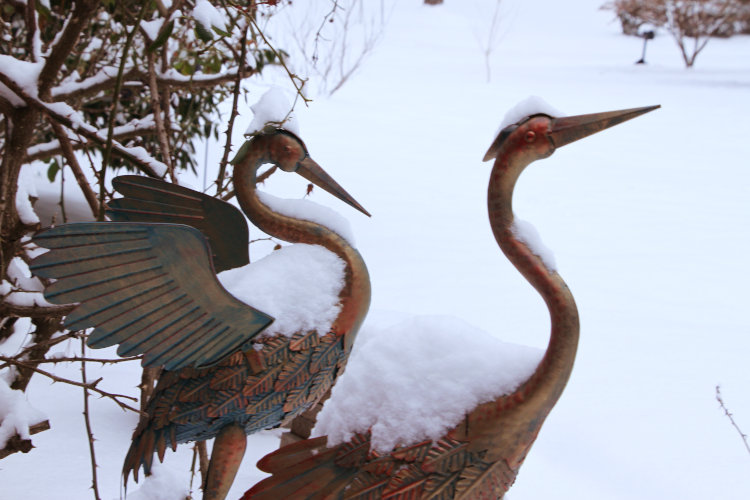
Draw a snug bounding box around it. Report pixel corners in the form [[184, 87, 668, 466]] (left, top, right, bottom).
[[26, 117, 158, 162], [0, 71, 167, 178], [51, 66, 247, 103], [37, 0, 99, 97]]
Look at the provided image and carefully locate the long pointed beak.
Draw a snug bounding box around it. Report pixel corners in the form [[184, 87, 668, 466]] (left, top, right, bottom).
[[548, 105, 660, 149], [297, 157, 371, 217]]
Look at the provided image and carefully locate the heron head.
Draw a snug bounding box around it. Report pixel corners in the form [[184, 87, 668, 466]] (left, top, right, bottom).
[[483, 105, 660, 162], [264, 130, 371, 217]]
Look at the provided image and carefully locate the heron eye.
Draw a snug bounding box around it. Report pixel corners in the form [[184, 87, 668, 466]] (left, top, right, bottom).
[[525, 131, 536, 143]]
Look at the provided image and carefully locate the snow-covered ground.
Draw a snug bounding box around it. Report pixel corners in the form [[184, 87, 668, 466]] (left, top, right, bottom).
[[3, 0, 750, 499]]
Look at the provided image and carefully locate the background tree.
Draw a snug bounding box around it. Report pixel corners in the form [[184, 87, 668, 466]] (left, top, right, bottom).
[[603, 0, 750, 66], [0, 0, 297, 493]]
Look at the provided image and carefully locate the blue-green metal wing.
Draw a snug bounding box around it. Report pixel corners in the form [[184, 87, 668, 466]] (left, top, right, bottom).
[[31, 223, 274, 370], [107, 175, 249, 273]]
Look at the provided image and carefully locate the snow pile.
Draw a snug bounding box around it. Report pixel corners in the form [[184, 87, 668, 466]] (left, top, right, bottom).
[[218, 244, 345, 337], [245, 87, 301, 136], [511, 218, 557, 272], [2, 257, 53, 308], [192, 0, 228, 32], [257, 191, 356, 246], [496, 95, 564, 133], [121, 462, 189, 500], [0, 379, 46, 450], [313, 315, 543, 453], [0, 55, 43, 105], [15, 164, 39, 225]]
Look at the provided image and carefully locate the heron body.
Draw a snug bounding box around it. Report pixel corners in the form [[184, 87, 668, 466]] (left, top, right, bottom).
[[31, 131, 371, 500], [242, 104, 658, 500]]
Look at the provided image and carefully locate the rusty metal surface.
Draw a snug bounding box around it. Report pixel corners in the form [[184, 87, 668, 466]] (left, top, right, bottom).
[[31, 223, 273, 370], [30, 130, 372, 498], [243, 106, 658, 499], [107, 175, 251, 273]]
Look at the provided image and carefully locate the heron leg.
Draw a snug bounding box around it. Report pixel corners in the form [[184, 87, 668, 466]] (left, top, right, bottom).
[[203, 423, 247, 500]]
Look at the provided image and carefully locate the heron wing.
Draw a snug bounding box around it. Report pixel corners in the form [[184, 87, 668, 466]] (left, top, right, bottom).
[[107, 175, 249, 273], [31, 222, 273, 370]]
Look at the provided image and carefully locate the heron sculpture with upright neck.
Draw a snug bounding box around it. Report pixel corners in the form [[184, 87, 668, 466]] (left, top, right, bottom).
[[242, 104, 659, 499], [31, 130, 371, 500]]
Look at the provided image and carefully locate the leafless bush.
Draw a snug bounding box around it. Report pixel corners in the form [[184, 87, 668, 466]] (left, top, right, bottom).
[[603, 0, 749, 66], [268, 0, 393, 96]]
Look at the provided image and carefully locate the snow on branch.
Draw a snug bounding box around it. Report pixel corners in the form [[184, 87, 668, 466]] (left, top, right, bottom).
[[51, 65, 247, 102], [26, 115, 158, 162], [0, 71, 167, 178], [0, 378, 49, 460]]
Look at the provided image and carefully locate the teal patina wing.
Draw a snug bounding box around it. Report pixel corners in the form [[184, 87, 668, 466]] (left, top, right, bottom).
[[30, 222, 273, 370], [107, 175, 249, 273]]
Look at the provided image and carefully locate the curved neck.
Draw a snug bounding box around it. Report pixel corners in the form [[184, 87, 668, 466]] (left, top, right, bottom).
[[233, 137, 371, 345], [488, 143, 580, 416]]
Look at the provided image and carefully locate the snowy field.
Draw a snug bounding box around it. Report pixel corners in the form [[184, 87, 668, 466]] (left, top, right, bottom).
[[3, 0, 750, 499]]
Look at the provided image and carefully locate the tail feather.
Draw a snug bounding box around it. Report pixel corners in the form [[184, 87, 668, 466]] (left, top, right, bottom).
[[122, 425, 166, 485], [257, 435, 329, 472], [244, 437, 356, 500]]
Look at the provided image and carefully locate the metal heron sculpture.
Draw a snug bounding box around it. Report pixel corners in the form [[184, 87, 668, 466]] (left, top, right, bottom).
[[30, 130, 371, 500], [242, 104, 659, 500]]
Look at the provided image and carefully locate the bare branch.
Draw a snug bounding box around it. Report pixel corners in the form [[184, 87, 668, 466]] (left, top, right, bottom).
[[0, 355, 142, 414], [24, 0, 38, 63], [0, 356, 140, 370], [716, 385, 750, 456], [99, 2, 152, 217], [38, 0, 98, 97], [217, 24, 251, 194], [147, 52, 175, 181], [0, 299, 74, 320], [249, 16, 311, 104], [80, 338, 102, 500], [0, 420, 51, 460], [50, 121, 99, 218]]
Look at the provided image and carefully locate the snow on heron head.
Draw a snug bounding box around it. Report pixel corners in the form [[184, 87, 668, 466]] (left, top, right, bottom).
[[495, 96, 565, 135], [312, 314, 543, 453], [245, 87, 301, 137]]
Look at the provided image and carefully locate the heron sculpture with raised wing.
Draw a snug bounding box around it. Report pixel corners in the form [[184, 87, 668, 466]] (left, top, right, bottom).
[[242, 104, 659, 500], [30, 130, 371, 500]]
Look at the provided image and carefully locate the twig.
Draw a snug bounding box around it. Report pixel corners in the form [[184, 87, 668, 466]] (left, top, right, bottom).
[[216, 23, 250, 195], [0, 299, 75, 319], [249, 16, 311, 105], [49, 121, 100, 218], [0, 420, 51, 460], [219, 164, 278, 202], [0, 355, 142, 414], [716, 385, 750, 456], [81, 338, 102, 500], [198, 441, 209, 491], [147, 51, 175, 182], [51, 67, 245, 102], [13, 331, 79, 358], [9, 316, 62, 392], [0, 355, 140, 370], [0, 73, 165, 178], [24, 0, 38, 63], [37, 0, 98, 97], [100, 2, 151, 219], [26, 124, 158, 163]]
